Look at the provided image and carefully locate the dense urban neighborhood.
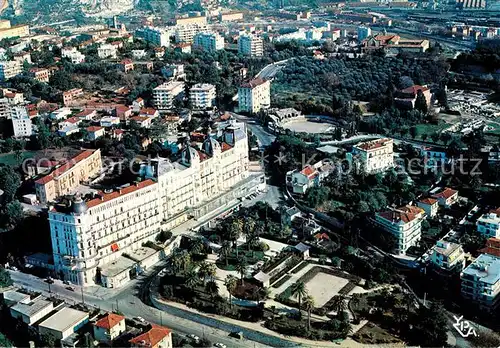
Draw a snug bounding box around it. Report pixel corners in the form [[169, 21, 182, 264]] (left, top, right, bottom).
[[0, 0, 499, 347]]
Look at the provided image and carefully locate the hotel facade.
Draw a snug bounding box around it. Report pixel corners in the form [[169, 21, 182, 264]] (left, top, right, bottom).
[[46, 122, 256, 286]]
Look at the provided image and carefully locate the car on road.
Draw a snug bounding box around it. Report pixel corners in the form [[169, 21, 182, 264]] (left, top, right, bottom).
[[63, 280, 71, 285], [65, 286, 75, 291], [44, 277, 54, 284], [188, 334, 200, 342], [214, 343, 227, 348], [134, 316, 146, 323]]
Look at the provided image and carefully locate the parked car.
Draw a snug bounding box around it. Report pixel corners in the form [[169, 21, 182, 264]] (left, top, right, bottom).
[[65, 286, 75, 292], [214, 343, 227, 348], [134, 316, 146, 323], [45, 278, 54, 284], [63, 280, 71, 285], [188, 334, 200, 342]]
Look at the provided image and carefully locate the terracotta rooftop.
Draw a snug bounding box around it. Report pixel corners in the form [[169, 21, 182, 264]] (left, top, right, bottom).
[[94, 313, 125, 330], [300, 165, 316, 178], [432, 187, 458, 200], [221, 142, 232, 152], [241, 78, 268, 89], [401, 85, 429, 95], [129, 324, 171, 347], [479, 238, 500, 257], [35, 149, 98, 185], [86, 179, 156, 208], [87, 126, 103, 132], [378, 206, 422, 224], [355, 138, 392, 151], [419, 197, 438, 205]]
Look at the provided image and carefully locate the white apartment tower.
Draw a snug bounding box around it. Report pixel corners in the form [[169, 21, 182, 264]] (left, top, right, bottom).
[[351, 138, 394, 174], [238, 34, 264, 57], [238, 78, 271, 114], [97, 44, 118, 59], [135, 27, 171, 47], [175, 24, 208, 43], [0, 61, 22, 81], [153, 81, 185, 110], [190, 83, 216, 109], [11, 106, 32, 137], [193, 32, 224, 52]]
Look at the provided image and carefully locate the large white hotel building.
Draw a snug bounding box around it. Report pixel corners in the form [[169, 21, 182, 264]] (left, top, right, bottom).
[[46, 122, 257, 287]]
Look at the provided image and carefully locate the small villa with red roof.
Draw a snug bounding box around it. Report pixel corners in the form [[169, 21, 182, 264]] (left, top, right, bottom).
[[93, 313, 126, 344], [286, 160, 334, 195]]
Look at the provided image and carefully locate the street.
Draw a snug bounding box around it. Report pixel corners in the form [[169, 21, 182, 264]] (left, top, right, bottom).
[[8, 270, 271, 348]]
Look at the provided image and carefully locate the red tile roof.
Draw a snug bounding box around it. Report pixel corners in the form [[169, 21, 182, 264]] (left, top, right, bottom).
[[140, 108, 157, 116], [378, 206, 422, 224], [35, 149, 97, 185], [221, 142, 232, 152], [87, 126, 103, 132], [86, 179, 155, 208], [479, 238, 500, 257], [65, 117, 80, 124], [432, 187, 458, 199], [94, 313, 125, 330], [121, 59, 133, 65], [355, 138, 392, 151], [419, 197, 438, 205], [401, 85, 429, 95], [241, 78, 268, 89], [300, 165, 316, 178], [129, 325, 171, 347]]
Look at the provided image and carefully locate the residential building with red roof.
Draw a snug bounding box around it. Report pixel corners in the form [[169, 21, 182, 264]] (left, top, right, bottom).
[[351, 138, 394, 174], [130, 115, 152, 128], [35, 149, 102, 204], [417, 197, 439, 218], [119, 59, 134, 73], [87, 126, 105, 140], [479, 238, 500, 258], [115, 105, 132, 120], [238, 78, 270, 114], [362, 34, 429, 55], [132, 97, 145, 112], [375, 205, 425, 254], [139, 107, 159, 119], [395, 84, 432, 110], [93, 313, 126, 343], [431, 187, 458, 208], [129, 324, 172, 348], [286, 160, 334, 195], [76, 109, 97, 120]]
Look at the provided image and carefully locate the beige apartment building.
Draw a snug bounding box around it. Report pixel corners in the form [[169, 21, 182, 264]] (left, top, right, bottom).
[[350, 138, 394, 174], [176, 15, 207, 26], [35, 149, 102, 204], [0, 20, 29, 40], [238, 78, 271, 114]]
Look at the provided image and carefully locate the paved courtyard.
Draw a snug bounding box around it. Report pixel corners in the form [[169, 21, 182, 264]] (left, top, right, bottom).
[[305, 272, 349, 307], [283, 120, 335, 134]]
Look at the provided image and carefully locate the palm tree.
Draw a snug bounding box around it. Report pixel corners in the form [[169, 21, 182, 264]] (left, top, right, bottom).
[[331, 295, 347, 317], [290, 281, 308, 316], [243, 218, 256, 251], [198, 262, 216, 283], [205, 280, 219, 300], [179, 251, 192, 276], [302, 295, 315, 331], [219, 241, 232, 266], [185, 269, 199, 289], [227, 219, 243, 257], [235, 258, 247, 285], [170, 252, 183, 274], [191, 239, 206, 255], [225, 275, 238, 307], [350, 293, 361, 309]]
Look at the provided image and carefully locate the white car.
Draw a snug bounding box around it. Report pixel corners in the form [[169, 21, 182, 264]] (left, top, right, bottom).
[[188, 334, 200, 342], [134, 316, 146, 323], [214, 343, 227, 348]]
